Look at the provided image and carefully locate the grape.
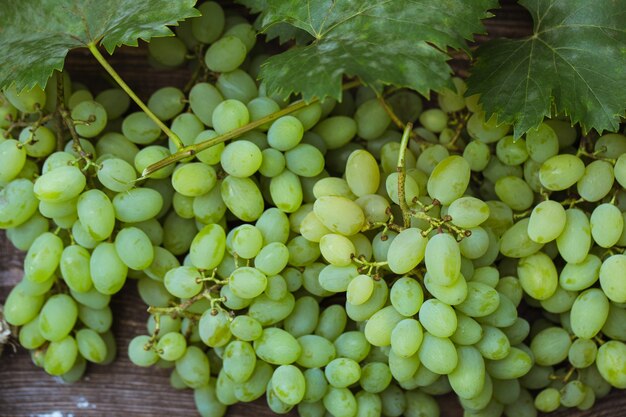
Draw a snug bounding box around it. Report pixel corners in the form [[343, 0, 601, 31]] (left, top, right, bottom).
[[525, 123, 559, 163], [175, 345, 211, 388], [494, 175, 534, 211], [18, 317, 45, 349], [112, 187, 163, 222], [570, 288, 609, 339], [254, 242, 289, 276], [248, 292, 296, 326], [424, 233, 461, 285], [38, 294, 78, 342], [295, 334, 335, 369], [313, 195, 365, 236], [90, 242, 127, 295], [148, 36, 187, 67], [71, 100, 107, 138], [517, 252, 558, 300], [427, 155, 470, 205], [539, 154, 585, 190], [318, 233, 355, 267], [97, 158, 136, 192], [346, 274, 374, 305], [4, 284, 45, 326], [114, 226, 154, 270], [254, 327, 301, 365], [94, 88, 129, 120], [221, 175, 264, 221], [230, 315, 263, 342], [466, 111, 509, 143], [568, 338, 598, 369], [599, 254, 626, 303], [496, 135, 528, 166], [212, 99, 249, 135], [76, 328, 107, 363], [170, 113, 205, 151], [418, 332, 458, 375], [60, 245, 92, 293], [192, 1, 225, 43], [0, 179, 39, 228], [204, 36, 247, 73], [390, 318, 423, 358], [449, 346, 485, 400], [44, 335, 78, 376], [229, 267, 267, 299], [18, 126, 56, 158], [313, 116, 357, 150], [194, 380, 227, 417], [590, 203, 623, 248], [577, 160, 614, 202], [529, 326, 571, 366], [527, 199, 566, 243], [323, 387, 357, 417], [163, 266, 202, 299], [122, 112, 161, 145], [148, 87, 185, 121], [217, 69, 259, 103], [556, 208, 591, 264], [23, 232, 63, 282], [485, 347, 533, 379], [4, 84, 46, 113], [232, 361, 272, 402], [418, 299, 457, 338], [96, 132, 139, 165], [354, 99, 391, 140], [34, 165, 86, 203]]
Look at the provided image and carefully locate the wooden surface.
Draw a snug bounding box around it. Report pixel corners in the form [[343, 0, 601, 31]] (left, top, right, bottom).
[[1, 2, 625, 416]]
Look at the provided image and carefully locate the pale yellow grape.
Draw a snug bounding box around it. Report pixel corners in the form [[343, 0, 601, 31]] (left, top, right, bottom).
[[313, 196, 365, 236], [346, 274, 374, 305], [313, 177, 355, 199], [449, 346, 485, 400], [426, 155, 470, 205], [424, 233, 461, 286], [389, 277, 423, 316], [539, 154, 585, 191], [418, 332, 458, 375], [556, 208, 591, 264], [485, 347, 533, 379], [527, 200, 566, 243], [424, 272, 468, 306], [390, 318, 423, 358], [319, 233, 356, 267], [345, 150, 380, 196], [387, 228, 427, 274], [269, 170, 303, 213], [590, 203, 623, 248], [458, 227, 490, 259], [517, 252, 558, 300], [455, 281, 499, 317], [559, 254, 601, 291], [447, 196, 490, 228], [388, 349, 420, 383], [418, 299, 457, 338], [364, 305, 405, 347]]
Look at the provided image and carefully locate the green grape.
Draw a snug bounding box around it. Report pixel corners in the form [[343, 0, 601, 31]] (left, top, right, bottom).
[[485, 346, 533, 380], [0, 93, 18, 128], [495, 135, 528, 166], [344, 150, 380, 197], [114, 226, 154, 270], [455, 281, 499, 317], [534, 387, 561, 412], [539, 154, 585, 190], [418, 299, 457, 338], [122, 112, 161, 144], [221, 175, 264, 221], [308, 304, 344, 341], [283, 296, 319, 337], [34, 165, 85, 203], [40, 151, 75, 174], [313, 195, 365, 236], [68, 89, 93, 110], [463, 140, 491, 172], [594, 133, 626, 158], [44, 335, 78, 376], [525, 123, 559, 163], [76, 328, 107, 363], [94, 88, 129, 120], [212, 99, 249, 135], [466, 111, 510, 143], [63, 137, 96, 159], [325, 357, 361, 389], [71, 100, 107, 137], [568, 338, 598, 369], [518, 252, 558, 300], [418, 332, 458, 375], [295, 334, 336, 368], [385, 171, 420, 205], [346, 278, 388, 322], [388, 349, 420, 383], [255, 207, 290, 244], [76, 190, 115, 241], [154, 332, 187, 362], [18, 125, 56, 158], [171, 162, 217, 197], [405, 390, 439, 417], [494, 175, 534, 211], [527, 199, 566, 243], [18, 317, 46, 349], [264, 115, 304, 151], [559, 380, 586, 407], [492, 378, 521, 405], [60, 245, 92, 293], [570, 288, 609, 339], [599, 254, 626, 303], [253, 327, 301, 365], [204, 36, 247, 72], [359, 362, 392, 394], [475, 325, 510, 360], [447, 196, 490, 228], [218, 140, 261, 178], [450, 313, 483, 346], [5, 213, 48, 252], [191, 1, 224, 43], [323, 387, 357, 417], [577, 160, 614, 202], [426, 155, 470, 205], [175, 345, 210, 388], [390, 318, 423, 358], [318, 264, 359, 293], [602, 303, 626, 341], [147, 86, 185, 121], [301, 262, 331, 296], [313, 116, 357, 150], [90, 242, 128, 294], [229, 266, 267, 299], [169, 113, 205, 153], [39, 197, 77, 220], [163, 266, 202, 299], [590, 203, 623, 248], [458, 227, 490, 259], [112, 187, 163, 222], [596, 341, 626, 388], [194, 379, 227, 417], [346, 274, 374, 305], [97, 157, 136, 192], [137, 277, 172, 307], [233, 361, 273, 402], [189, 83, 223, 127], [128, 335, 158, 367], [354, 98, 391, 140], [4, 84, 46, 113], [556, 208, 591, 264], [424, 233, 461, 285], [4, 283, 45, 326], [254, 242, 289, 276], [128, 218, 163, 246], [247, 291, 295, 326], [70, 287, 110, 309], [332, 331, 369, 363], [615, 153, 626, 188], [363, 305, 404, 347], [193, 184, 226, 224], [283, 143, 324, 178], [539, 285, 577, 314], [319, 233, 356, 266], [0, 179, 38, 229], [270, 365, 306, 405], [229, 315, 262, 341], [38, 294, 78, 342], [22, 231, 62, 282], [95, 132, 139, 165], [148, 36, 187, 67], [448, 346, 485, 400], [419, 108, 448, 133], [530, 326, 571, 366], [216, 69, 258, 103]]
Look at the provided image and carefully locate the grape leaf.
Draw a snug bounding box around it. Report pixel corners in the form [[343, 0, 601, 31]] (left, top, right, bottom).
[[0, 0, 199, 91], [467, 0, 626, 137], [237, 0, 498, 101]]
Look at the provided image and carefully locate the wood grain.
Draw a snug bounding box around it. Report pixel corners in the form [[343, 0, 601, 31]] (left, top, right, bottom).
[[1, 2, 624, 416]]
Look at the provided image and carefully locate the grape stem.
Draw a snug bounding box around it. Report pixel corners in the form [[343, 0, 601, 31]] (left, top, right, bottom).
[[140, 79, 362, 179], [87, 43, 185, 149], [56, 77, 92, 162], [397, 123, 413, 228]]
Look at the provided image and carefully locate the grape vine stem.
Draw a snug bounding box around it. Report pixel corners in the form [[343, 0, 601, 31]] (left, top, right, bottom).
[[397, 123, 413, 228], [87, 43, 184, 149]]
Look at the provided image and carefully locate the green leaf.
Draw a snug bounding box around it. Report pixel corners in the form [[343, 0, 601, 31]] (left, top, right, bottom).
[[0, 0, 199, 91], [467, 0, 626, 137], [238, 0, 497, 101]]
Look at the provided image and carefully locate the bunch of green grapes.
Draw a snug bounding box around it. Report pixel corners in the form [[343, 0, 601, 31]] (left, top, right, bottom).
[[2, 1, 626, 417]]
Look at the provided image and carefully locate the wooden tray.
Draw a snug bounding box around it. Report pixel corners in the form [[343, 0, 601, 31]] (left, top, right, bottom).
[[1, 2, 624, 416]]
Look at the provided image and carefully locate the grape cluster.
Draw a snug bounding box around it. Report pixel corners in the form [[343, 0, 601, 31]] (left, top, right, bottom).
[[1, 1, 626, 417]]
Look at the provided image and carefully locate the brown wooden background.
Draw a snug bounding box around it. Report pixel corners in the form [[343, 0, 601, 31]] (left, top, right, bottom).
[[1, 1, 625, 416]]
